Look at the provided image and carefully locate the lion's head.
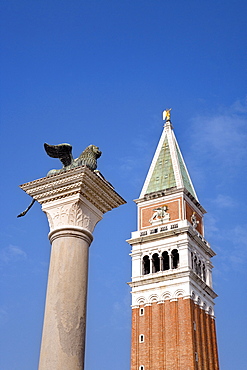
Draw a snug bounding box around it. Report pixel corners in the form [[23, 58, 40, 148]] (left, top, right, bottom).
[[76, 145, 102, 171]]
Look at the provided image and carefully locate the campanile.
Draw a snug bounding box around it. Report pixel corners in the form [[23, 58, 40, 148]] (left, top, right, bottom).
[[127, 110, 219, 370]]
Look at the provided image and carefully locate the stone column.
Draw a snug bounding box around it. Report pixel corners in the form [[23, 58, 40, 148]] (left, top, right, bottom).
[[20, 166, 126, 370]]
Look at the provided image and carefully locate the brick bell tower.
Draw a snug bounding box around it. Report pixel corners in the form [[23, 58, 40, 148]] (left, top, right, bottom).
[[127, 110, 219, 370]]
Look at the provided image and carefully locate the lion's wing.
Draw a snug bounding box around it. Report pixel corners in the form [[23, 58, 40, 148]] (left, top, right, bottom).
[[44, 143, 73, 167]]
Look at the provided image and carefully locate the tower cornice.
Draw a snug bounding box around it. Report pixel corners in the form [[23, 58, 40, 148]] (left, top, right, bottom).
[[135, 188, 206, 214]]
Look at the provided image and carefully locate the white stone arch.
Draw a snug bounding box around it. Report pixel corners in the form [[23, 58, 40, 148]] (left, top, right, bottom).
[[208, 306, 213, 316], [191, 291, 196, 300], [136, 296, 147, 306], [161, 291, 171, 301], [174, 289, 185, 299], [149, 294, 159, 304]]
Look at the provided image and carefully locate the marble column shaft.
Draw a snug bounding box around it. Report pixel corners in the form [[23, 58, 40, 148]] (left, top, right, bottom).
[[19, 166, 126, 370]]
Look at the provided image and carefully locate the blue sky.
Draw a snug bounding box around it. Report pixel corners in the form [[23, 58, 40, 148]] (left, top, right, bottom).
[[1, 1, 247, 369]]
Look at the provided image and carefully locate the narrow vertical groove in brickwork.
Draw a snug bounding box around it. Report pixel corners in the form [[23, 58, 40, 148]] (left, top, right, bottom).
[[206, 313, 214, 370], [131, 308, 137, 370], [151, 303, 161, 370], [208, 317, 214, 370], [165, 301, 171, 369], [189, 299, 198, 370], [196, 305, 203, 369], [194, 304, 199, 368], [130, 309, 133, 370], [136, 308, 139, 370], [130, 309, 134, 370], [189, 299, 197, 369], [148, 305, 151, 370], [205, 314, 210, 370], [149, 305, 154, 369], [163, 301, 167, 370], [158, 303, 164, 370], [201, 309, 209, 369], [136, 307, 139, 370], [211, 318, 219, 370], [200, 310, 205, 369], [210, 317, 216, 370], [175, 300, 179, 369], [188, 299, 197, 369], [198, 306, 204, 369], [166, 301, 178, 370], [157, 304, 160, 369], [177, 299, 184, 368], [210, 318, 216, 368], [190, 300, 197, 370], [177, 299, 193, 369], [150, 303, 159, 369], [169, 299, 176, 369]]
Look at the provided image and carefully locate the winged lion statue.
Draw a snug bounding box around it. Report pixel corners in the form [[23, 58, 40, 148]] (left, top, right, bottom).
[[44, 143, 102, 176], [17, 143, 102, 217]]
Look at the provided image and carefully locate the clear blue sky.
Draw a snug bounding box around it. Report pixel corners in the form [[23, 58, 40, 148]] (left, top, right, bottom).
[[1, 1, 247, 369]]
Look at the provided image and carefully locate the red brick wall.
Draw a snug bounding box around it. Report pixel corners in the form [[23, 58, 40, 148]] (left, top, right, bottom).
[[131, 299, 219, 370]]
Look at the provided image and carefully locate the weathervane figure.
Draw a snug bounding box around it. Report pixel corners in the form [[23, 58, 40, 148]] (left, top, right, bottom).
[[162, 108, 172, 121]]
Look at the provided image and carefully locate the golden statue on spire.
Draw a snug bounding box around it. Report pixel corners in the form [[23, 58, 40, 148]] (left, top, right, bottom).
[[162, 108, 172, 121]]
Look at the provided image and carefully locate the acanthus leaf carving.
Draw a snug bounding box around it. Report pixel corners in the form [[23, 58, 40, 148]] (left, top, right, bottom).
[[44, 201, 92, 232], [45, 211, 54, 229], [69, 202, 83, 227]]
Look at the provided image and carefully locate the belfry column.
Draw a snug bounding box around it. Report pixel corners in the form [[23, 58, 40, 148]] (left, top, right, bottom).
[[19, 166, 125, 370]]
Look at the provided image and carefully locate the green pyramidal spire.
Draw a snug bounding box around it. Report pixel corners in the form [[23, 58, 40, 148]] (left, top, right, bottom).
[[140, 110, 197, 200]]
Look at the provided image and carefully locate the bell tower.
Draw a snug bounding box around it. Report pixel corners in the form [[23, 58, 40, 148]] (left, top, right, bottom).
[[127, 111, 219, 370]]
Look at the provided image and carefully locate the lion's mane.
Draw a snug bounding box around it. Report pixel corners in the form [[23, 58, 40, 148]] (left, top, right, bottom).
[[76, 145, 102, 171]]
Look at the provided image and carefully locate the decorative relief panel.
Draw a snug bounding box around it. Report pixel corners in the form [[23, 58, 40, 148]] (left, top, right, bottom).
[[140, 198, 181, 229], [185, 202, 203, 235], [149, 205, 170, 225]]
